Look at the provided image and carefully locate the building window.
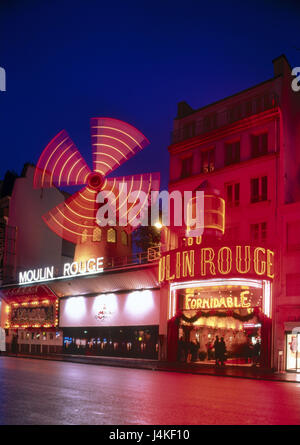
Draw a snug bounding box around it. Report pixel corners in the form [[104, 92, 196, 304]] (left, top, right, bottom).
[[251, 133, 268, 158], [227, 105, 242, 123], [203, 114, 217, 132], [263, 94, 270, 110], [93, 227, 102, 242], [250, 176, 267, 203], [182, 122, 195, 140], [81, 229, 88, 244], [121, 231, 128, 246], [250, 222, 267, 241], [255, 98, 262, 114], [245, 101, 252, 116], [201, 148, 215, 173], [225, 141, 240, 166], [107, 228, 116, 243], [226, 183, 240, 207], [180, 156, 193, 179], [287, 221, 300, 251]]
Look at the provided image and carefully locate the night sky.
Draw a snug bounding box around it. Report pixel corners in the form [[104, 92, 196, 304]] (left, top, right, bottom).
[[0, 0, 299, 191]]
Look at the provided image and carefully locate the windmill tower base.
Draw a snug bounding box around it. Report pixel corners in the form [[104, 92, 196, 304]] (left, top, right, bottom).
[[74, 227, 132, 264]]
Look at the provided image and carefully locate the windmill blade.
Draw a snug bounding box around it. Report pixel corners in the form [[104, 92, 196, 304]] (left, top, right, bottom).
[[42, 186, 98, 244], [34, 130, 91, 188], [99, 172, 160, 232], [91, 117, 150, 176]]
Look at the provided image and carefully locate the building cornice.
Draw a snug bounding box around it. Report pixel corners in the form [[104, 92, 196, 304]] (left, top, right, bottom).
[[168, 107, 280, 155], [169, 152, 279, 187]]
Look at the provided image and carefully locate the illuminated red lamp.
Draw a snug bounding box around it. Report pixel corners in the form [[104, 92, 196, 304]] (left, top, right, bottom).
[[186, 192, 225, 239]]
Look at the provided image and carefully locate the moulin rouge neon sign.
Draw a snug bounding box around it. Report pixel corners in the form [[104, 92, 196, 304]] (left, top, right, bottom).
[[159, 245, 275, 284], [18, 257, 104, 285]]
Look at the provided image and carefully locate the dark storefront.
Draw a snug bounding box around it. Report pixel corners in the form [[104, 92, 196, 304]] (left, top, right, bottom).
[[63, 325, 159, 358]]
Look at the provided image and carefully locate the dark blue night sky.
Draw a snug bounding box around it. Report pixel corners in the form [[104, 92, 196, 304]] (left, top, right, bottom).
[[0, 0, 299, 190]]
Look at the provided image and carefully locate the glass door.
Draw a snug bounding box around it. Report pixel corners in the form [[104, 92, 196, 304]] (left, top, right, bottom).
[[286, 333, 300, 372]]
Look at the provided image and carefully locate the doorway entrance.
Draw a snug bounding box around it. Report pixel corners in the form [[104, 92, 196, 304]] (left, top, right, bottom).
[[286, 332, 300, 372]]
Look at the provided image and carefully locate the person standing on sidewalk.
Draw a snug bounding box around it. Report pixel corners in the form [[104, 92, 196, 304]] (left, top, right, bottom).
[[252, 339, 261, 367], [0, 327, 6, 355], [213, 336, 220, 367], [11, 333, 18, 355], [219, 337, 227, 367]]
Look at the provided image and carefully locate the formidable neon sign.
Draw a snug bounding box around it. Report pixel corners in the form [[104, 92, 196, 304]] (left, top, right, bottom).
[[185, 291, 252, 310], [159, 245, 275, 283], [19, 257, 104, 285]]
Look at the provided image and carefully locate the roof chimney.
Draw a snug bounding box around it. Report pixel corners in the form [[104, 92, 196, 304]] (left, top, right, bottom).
[[176, 101, 194, 119], [272, 54, 291, 78]]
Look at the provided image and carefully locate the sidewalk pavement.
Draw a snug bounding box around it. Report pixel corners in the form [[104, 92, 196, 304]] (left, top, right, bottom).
[[3, 352, 300, 383]]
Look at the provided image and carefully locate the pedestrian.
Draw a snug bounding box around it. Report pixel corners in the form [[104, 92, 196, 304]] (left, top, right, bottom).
[[195, 339, 200, 362], [0, 327, 6, 355], [206, 340, 213, 361], [219, 337, 227, 367], [213, 336, 220, 367], [252, 339, 261, 367], [11, 333, 18, 355], [178, 336, 185, 362], [191, 340, 199, 362], [246, 338, 253, 364], [186, 341, 192, 363]]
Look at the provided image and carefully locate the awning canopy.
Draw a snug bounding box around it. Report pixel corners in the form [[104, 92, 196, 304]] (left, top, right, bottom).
[[1, 263, 159, 300], [49, 264, 159, 298], [0, 284, 57, 303]]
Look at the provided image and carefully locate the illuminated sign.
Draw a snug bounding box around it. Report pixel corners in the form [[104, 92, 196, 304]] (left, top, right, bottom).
[[19, 257, 104, 285], [182, 286, 262, 310], [63, 258, 104, 277], [95, 304, 113, 321], [159, 245, 275, 283], [7, 300, 58, 328], [185, 291, 254, 310]]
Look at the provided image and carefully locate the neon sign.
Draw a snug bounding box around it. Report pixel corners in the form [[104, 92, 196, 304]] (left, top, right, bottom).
[[183, 285, 262, 310], [18, 257, 104, 285], [185, 292, 251, 310], [7, 299, 59, 328], [159, 245, 275, 283]]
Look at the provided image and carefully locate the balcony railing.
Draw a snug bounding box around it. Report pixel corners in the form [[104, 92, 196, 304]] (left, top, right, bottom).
[[103, 246, 160, 269], [3, 246, 161, 286], [171, 92, 279, 144]]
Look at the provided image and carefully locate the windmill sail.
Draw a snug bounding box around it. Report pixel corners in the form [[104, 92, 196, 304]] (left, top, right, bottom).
[[34, 118, 160, 244]]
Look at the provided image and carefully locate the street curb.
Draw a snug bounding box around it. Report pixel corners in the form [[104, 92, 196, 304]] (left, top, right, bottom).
[[2, 353, 299, 384]]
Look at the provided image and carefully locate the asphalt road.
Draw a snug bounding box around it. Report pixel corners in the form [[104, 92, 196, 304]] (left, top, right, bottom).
[[1, 356, 300, 425]]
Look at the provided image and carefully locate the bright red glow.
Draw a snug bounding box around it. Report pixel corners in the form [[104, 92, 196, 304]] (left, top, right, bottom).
[[91, 117, 150, 176], [43, 186, 98, 244], [34, 130, 91, 188], [34, 119, 160, 243]]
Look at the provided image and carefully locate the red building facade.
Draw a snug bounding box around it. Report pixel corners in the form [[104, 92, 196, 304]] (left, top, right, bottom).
[[158, 54, 300, 371], [0, 55, 299, 371]]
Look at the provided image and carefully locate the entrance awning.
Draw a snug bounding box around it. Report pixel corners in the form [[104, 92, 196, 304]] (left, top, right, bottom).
[[1, 263, 159, 300], [284, 322, 300, 332], [47, 264, 159, 298], [0, 284, 57, 303]]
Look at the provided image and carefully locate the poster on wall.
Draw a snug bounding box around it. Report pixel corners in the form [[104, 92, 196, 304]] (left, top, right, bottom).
[[9, 303, 56, 327]]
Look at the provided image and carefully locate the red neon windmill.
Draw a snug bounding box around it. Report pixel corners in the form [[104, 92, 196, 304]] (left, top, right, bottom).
[[34, 118, 160, 244]]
